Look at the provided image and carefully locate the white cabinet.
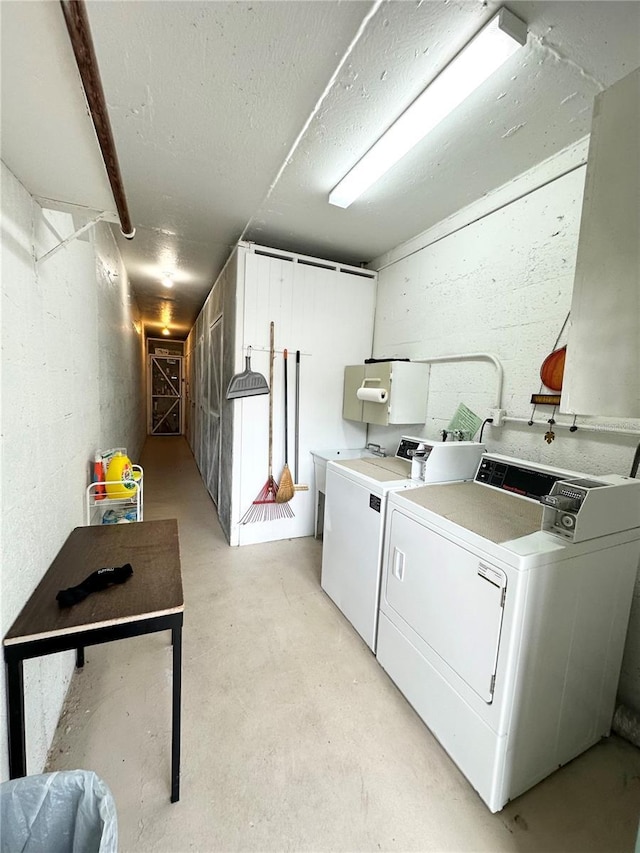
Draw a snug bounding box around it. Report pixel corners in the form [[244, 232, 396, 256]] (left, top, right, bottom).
[[343, 361, 430, 425], [562, 68, 640, 417]]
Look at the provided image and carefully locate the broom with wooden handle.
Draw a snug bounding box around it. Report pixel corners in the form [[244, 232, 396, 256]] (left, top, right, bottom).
[[276, 348, 295, 503]]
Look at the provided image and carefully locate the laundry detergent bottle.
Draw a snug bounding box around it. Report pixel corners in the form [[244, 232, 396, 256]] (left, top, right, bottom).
[[105, 452, 137, 499]]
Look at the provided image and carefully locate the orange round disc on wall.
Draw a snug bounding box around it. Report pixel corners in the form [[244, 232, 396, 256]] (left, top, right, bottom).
[[540, 346, 566, 391]]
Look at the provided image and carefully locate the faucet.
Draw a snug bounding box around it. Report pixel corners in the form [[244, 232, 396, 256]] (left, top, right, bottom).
[[365, 442, 385, 457]]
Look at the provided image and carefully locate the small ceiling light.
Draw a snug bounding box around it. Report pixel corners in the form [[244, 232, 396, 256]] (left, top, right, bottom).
[[329, 7, 527, 209], [162, 275, 174, 288], [162, 327, 170, 336]]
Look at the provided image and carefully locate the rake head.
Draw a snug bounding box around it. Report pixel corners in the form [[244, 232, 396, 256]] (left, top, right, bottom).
[[241, 476, 295, 523]]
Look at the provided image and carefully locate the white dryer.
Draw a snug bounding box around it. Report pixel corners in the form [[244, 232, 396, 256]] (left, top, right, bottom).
[[377, 453, 640, 812], [321, 438, 484, 651]]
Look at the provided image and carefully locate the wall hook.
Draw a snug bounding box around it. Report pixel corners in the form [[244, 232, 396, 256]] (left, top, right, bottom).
[[544, 407, 557, 443]]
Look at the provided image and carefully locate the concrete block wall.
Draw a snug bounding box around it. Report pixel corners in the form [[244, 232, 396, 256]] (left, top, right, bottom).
[[0, 162, 145, 781], [369, 148, 640, 713]]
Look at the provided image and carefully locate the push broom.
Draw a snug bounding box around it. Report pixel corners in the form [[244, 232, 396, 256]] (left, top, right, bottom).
[[293, 349, 309, 492], [276, 349, 295, 503], [241, 322, 294, 523]]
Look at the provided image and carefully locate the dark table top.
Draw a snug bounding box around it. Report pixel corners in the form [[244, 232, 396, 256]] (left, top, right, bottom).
[[5, 519, 183, 646]]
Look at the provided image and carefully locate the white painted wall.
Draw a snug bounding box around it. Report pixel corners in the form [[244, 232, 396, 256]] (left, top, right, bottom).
[[1, 162, 145, 781], [232, 246, 374, 547], [369, 145, 640, 714]]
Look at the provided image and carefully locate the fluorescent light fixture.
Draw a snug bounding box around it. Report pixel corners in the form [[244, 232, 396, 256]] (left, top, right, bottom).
[[328, 7, 527, 209]]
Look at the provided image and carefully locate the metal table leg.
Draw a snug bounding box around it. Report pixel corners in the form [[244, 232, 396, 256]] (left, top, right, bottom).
[[6, 655, 27, 778], [171, 624, 182, 803]]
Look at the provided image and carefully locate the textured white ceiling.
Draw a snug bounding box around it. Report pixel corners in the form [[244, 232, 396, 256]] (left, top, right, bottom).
[[2, 1, 639, 338]]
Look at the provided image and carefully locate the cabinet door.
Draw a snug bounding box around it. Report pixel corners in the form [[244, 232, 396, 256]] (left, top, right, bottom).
[[387, 362, 429, 424], [343, 365, 365, 421], [562, 68, 640, 417]]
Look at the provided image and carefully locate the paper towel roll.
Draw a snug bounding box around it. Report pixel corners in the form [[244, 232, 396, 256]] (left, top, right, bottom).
[[357, 387, 388, 404]]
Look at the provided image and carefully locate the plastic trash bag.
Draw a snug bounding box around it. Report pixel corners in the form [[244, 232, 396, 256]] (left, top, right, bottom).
[[0, 770, 117, 853]]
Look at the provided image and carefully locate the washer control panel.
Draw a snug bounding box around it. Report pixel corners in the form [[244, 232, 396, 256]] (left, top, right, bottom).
[[475, 455, 640, 542], [474, 456, 563, 500]]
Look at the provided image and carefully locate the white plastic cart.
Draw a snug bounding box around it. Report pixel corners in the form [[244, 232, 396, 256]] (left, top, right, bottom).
[[85, 465, 143, 526]]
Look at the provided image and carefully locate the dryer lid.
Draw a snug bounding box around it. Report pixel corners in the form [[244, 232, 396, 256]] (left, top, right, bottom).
[[398, 482, 542, 543], [332, 456, 411, 482]]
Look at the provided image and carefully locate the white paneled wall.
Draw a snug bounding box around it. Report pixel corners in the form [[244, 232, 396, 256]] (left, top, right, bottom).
[[370, 152, 640, 712], [233, 247, 375, 546], [1, 162, 145, 781], [186, 244, 375, 547]]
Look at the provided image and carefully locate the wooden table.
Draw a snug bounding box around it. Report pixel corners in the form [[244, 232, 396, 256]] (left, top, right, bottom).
[[3, 519, 184, 803]]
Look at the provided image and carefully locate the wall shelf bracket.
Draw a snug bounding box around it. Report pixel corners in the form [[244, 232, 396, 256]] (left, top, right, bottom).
[[36, 212, 107, 265]]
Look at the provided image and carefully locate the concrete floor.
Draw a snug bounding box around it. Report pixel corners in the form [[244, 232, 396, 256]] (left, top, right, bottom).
[[48, 436, 640, 852]]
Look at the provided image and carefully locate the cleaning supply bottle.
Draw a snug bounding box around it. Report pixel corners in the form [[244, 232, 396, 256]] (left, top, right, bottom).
[[93, 453, 106, 500], [105, 452, 137, 499]]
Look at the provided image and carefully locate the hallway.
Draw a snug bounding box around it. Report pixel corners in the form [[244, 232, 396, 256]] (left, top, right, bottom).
[[46, 437, 640, 852]]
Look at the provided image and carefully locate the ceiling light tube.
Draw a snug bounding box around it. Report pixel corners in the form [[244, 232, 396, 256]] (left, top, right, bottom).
[[328, 7, 527, 209]]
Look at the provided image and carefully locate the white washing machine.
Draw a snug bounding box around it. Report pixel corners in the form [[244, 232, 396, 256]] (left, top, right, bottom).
[[321, 437, 484, 651], [377, 453, 640, 812]]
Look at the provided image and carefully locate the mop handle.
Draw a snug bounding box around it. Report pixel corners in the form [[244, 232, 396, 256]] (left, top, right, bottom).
[[295, 350, 300, 482], [268, 322, 274, 477], [283, 349, 289, 464]]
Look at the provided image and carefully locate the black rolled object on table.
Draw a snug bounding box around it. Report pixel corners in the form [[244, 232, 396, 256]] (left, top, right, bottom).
[[56, 563, 133, 608]]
